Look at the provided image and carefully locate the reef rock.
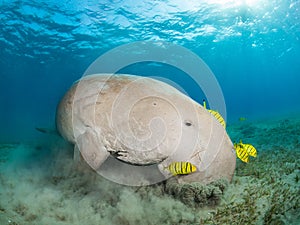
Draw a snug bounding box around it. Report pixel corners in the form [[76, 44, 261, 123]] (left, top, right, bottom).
[[56, 74, 236, 185]]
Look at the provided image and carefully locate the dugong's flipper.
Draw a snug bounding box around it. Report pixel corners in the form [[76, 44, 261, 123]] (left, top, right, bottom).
[[75, 127, 109, 170]]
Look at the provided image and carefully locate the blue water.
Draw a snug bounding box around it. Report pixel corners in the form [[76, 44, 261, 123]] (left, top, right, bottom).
[[1, 0, 300, 142]]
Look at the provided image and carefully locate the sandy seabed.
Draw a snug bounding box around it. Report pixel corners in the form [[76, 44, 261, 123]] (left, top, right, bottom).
[[0, 116, 299, 225]]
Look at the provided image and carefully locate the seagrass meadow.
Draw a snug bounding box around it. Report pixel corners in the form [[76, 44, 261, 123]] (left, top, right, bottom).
[[0, 116, 299, 225]]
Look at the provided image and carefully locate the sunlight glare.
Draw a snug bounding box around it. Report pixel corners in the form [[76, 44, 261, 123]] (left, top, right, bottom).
[[207, 0, 261, 8]]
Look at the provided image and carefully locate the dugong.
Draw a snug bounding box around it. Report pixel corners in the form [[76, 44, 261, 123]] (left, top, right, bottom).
[[56, 74, 236, 186]]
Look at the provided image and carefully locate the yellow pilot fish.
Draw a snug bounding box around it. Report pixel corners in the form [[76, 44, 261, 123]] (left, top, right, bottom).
[[234, 140, 257, 163], [203, 100, 226, 129], [165, 162, 197, 176]]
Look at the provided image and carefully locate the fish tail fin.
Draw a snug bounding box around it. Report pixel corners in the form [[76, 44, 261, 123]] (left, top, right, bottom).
[[203, 99, 207, 109], [245, 157, 249, 163]]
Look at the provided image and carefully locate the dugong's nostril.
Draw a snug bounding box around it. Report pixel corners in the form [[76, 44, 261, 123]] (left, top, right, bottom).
[[184, 120, 192, 126]]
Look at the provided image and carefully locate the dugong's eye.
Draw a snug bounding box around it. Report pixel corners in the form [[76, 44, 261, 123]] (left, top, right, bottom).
[[184, 120, 192, 127]]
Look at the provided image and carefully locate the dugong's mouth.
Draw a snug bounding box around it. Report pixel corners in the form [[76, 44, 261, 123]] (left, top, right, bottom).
[[108, 149, 167, 166]]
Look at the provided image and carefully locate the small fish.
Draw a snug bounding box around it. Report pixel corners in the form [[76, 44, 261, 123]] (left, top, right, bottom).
[[234, 143, 249, 163], [234, 140, 257, 163], [239, 117, 247, 121], [35, 127, 58, 135], [165, 162, 197, 176], [203, 100, 226, 129], [243, 143, 257, 157]]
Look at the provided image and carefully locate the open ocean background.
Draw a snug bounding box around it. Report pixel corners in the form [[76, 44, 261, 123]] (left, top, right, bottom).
[[1, 0, 300, 142]]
